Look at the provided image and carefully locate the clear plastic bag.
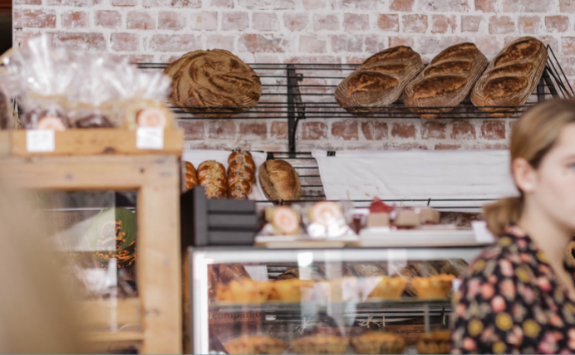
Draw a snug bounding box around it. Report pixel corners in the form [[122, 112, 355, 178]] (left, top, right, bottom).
[[301, 201, 355, 238], [111, 66, 174, 129], [0, 35, 174, 130]]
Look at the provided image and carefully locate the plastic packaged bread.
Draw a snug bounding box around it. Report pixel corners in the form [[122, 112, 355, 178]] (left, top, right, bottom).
[[404, 42, 488, 119], [227, 150, 256, 199], [335, 46, 424, 116], [471, 36, 548, 117], [197, 160, 227, 199]]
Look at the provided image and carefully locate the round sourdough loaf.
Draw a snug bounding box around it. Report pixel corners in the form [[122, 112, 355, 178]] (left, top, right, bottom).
[[164, 49, 262, 118], [259, 160, 301, 202]]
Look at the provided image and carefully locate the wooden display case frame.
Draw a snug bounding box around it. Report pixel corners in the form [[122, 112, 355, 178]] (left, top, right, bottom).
[[0, 129, 184, 354]]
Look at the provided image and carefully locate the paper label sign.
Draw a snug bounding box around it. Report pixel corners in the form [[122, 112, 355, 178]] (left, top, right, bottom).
[[136, 128, 164, 150], [472, 221, 496, 243], [26, 130, 55, 152]]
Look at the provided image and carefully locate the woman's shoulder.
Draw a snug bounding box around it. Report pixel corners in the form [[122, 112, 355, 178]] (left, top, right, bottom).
[[464, 236, 534, 282]]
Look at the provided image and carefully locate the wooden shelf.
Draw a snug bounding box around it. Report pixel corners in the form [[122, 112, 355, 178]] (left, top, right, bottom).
[[83, 331, 144, 343], [77, 298, 141, 328], [6, 129, 183, 157]]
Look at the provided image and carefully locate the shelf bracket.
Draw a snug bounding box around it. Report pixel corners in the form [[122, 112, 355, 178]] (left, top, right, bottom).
[[287, 64, 305, 156]]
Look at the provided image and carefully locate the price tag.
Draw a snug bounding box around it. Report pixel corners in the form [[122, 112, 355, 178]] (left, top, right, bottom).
[[472, 221, 495, 243], [26, 130, 55, 152], [136, 128, 163, 150]]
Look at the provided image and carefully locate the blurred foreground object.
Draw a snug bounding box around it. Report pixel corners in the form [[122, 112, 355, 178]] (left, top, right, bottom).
[[0, 179, 83, 353]]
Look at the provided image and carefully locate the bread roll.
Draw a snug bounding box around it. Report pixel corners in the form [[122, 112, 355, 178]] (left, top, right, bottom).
[[351, 263, 386, 277], [259, 160, 301, 202], [197, 160, 227, 199], [217, 264, 251, 284], [403, 43, 488, 119], [164, 49, 262, 118], [471, 37, 547, 117], [335, 46, 424, 116], [277, 267, 299, 280], [227, 150, 256, 199], [184, 161, 199, 191]]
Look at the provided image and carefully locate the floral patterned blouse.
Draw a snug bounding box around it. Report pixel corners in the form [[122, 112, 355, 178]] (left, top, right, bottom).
[[451, 226, 575, 354]]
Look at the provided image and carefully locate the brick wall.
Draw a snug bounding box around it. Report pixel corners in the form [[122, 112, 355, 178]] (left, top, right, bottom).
[[12, 0, 575, 151]]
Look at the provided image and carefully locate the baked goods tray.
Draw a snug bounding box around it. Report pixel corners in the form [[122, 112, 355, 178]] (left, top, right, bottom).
[[210, 298, 451, 314]]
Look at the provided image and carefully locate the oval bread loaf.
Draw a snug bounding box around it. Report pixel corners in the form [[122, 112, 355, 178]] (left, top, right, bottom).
[[403, 43, 488, 119], [164, 49, 262, 118], [184, 161, 198, 191], [335, 46, 424, 116], [197, 160, 227, 199], [259, 160, 301, 202], [227, 150, 256, 199], [471, 37, 548, 118]]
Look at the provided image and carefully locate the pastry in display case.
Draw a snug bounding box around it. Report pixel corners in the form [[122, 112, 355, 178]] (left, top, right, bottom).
[[188, 246, 486, 354]]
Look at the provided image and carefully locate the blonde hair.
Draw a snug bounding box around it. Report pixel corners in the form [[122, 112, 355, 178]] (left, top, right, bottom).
[[484, 99, 575, 236]]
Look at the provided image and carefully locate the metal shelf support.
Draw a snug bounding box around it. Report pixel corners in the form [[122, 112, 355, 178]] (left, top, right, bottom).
[[287, 64, 305, 154]]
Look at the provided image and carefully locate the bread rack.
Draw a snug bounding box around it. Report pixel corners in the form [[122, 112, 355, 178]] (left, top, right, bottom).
[[138, 44, 574, 153], [254, 151, 493, 212]]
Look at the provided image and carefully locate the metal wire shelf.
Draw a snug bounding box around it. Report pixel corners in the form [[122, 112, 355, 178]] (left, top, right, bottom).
[[138, 44, 574, 152], [255, 151, 495, 211]]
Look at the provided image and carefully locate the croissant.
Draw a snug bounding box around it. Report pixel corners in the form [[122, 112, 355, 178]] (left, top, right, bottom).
[[227, 150, 256, 199], [197, 160, 227, 199], [184, 161, 199, 191]]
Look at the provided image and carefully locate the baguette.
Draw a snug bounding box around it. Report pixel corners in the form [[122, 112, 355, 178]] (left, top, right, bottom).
[[471, 37, 548, 117], [404, 43, 488, 119], [335, 46, 424, 116]]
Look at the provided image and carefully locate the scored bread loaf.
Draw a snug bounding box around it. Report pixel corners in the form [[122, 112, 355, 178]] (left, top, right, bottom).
[[164, 49, 262, 118], [335, 46, 424, 115], [471, 37, 548, 118], [227, 150, 256, 199], [184, 161, 199, 191], [259, 160, 301, 202], [404, 43, 488, 119], [197, 160, 227, 199]]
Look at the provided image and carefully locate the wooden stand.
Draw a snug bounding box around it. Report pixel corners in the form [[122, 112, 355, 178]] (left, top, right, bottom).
[[0, 129, 184, 354]]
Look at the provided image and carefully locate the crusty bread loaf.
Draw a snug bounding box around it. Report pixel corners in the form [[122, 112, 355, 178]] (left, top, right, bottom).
[[404, 43, 488, 119], [227, 150, 256, 199], [471, 37, 548, 118], [335, 46, 424, 115], [197, 160, 227, 199], [184, 161, 198, 191], [164, 49, 262, 118], [259, 160, 301, 202]]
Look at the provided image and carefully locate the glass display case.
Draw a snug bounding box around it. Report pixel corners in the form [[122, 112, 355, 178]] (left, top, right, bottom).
[[189, 245, 488, 354]]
